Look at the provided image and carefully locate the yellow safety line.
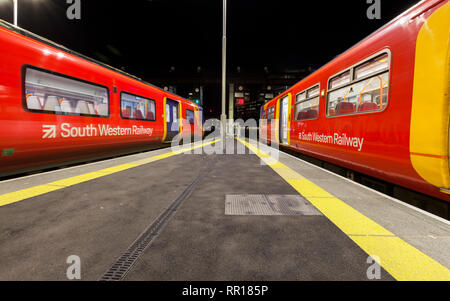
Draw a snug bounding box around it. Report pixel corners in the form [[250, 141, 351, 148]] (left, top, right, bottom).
[[236, 137, 450, 281], [0, 139, 220, 208]]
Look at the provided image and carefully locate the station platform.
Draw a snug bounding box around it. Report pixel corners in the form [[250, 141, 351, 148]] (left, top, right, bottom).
[[0, 138, 449, 281]]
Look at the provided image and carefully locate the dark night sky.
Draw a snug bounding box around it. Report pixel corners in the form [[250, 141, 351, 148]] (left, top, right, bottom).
[[0, 0, 421, 114]]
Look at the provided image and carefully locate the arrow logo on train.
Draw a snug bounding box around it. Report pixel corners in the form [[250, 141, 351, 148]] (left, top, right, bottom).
[[42, 125, 57, 139]]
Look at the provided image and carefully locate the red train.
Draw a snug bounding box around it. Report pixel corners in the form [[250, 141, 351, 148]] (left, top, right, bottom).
[[0, 20, 203, 177], [260, 0, 450, 204]]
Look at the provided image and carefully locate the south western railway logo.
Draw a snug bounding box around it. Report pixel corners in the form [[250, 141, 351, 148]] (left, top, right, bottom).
[[299, 131, 364, 151], [42, 123, 154, 139]]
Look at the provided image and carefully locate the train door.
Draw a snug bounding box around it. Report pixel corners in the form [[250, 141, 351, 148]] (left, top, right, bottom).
[[279, 95, 289, 144], [165, 98, 179, 141]]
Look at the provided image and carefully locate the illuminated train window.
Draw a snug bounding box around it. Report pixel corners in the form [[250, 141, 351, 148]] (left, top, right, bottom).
[[295, 84, 320, 121], [327, 53, 389, 116], [186, 109, 195, 124], [327, 52, 390, 117], [120, 92, 156, 121], [267, 106, 275, 122], [329, 71, 351, 89], [260, 108, 267, 120], [24, 66, 109, 117]]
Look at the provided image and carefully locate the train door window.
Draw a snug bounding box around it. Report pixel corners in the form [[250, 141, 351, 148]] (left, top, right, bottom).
[[327, 51, 390, 117], [186, 109, 195, 124], [267, 106, 275, 122], [24, 66, 109, 117], [172, 106, 178, 123], [295, 84, 320, 121], [166, 104, 171, 122], [260, 108, 267, 120], [120, 92, 156, 121], [198, 109, 203, 125]]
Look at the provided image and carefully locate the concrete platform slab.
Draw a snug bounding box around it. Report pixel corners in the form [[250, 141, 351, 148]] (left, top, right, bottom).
[[124, 148, 394, 281]]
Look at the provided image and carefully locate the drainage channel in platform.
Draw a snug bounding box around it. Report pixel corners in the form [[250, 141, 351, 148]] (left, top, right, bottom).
[[100, 155, 219, 281]]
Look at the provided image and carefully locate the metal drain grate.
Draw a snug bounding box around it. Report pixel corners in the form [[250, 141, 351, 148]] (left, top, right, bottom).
[[225, 194, 322, 216], [99, 156, 218, 281]]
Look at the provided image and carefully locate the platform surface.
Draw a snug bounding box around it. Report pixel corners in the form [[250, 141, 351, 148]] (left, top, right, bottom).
[[0, 138, 448, 281]]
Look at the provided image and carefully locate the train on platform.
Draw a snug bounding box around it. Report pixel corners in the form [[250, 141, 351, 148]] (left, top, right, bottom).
[[0, 20, 203, 178], [259, 0, 450, 207]]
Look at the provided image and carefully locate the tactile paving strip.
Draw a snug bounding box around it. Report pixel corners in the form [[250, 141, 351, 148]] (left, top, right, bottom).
[[225, 194, 322, 216]]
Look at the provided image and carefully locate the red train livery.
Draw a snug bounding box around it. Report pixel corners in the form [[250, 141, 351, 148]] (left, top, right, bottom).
[[260, 0, 450, 203], [0, 20, 203, 177]]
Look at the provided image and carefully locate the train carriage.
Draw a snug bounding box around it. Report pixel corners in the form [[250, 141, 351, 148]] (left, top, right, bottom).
[[0, 20, 203, 177], [260, 0, 450, 204]]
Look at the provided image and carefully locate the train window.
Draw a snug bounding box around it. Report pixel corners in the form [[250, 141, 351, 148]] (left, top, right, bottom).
[[166, 104, 170, 122], [173, 106, 178, 122], [24, 67, 109, 117], [260, 108, 267, 120], [327, 51, 390, 117], [267, 106, 275, 122], [120, 92, 156, 121], [186, 109, 195, 124], [307, 85, 320, 98], [296, 91, 306, 101], [354, 53, 389, 80], [329, 70, 351, 89], [295, 84, 320, 121]]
